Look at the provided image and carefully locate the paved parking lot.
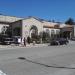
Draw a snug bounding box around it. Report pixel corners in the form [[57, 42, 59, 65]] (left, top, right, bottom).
[[0, 41, 75, 75]]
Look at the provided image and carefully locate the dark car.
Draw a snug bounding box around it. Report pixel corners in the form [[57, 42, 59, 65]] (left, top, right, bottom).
[[2, 38, 14, 45], [49, 38, 69, 46], [56, 38, 69, 45], [49, 40, 59, 46]]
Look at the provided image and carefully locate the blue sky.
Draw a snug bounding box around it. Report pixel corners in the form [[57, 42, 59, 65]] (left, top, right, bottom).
[[0, 0, 75, 22]]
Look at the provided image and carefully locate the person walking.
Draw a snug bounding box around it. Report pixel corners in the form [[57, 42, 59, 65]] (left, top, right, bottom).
[[23, 37, 26, 47], [27, 36, 31, 44]]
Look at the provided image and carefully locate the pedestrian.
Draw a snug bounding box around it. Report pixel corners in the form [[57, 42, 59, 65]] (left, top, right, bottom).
[[33, 41, 35, 46], [23, 37, 26, 46], [27, 36, 31, 44], [18, 38, 21, 46]]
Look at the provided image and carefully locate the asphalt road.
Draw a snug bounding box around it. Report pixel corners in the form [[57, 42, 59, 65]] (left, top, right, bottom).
[[0, 43, 75, 75]]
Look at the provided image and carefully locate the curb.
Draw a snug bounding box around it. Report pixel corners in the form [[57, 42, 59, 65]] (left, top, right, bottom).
[[0, 44, 48, 49]]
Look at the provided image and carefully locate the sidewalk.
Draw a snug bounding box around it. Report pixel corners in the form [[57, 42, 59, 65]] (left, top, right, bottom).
[[0, 43, 48, 49], [68, 40, 75, 44], [0, 40, 74, 49]]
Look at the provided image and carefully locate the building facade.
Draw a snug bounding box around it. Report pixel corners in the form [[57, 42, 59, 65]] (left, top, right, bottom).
[[10, 16, 74, 40], [0, 15, 23, 34], [0, 15, 74, 41]]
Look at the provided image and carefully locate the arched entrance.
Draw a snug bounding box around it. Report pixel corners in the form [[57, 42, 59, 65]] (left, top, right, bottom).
[[30, 25, 38, 39]]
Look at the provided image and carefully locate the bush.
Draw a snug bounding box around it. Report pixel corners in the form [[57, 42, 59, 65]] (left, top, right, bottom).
[[40, 31, 50, 43], [30, 34, 41, 44]]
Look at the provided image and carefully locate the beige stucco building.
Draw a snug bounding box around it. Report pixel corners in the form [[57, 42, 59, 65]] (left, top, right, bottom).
[[10, 16, 74, 40], [11, 17, 60, 40], [11, 17, 43, 39], [0, 15, 74, 41]]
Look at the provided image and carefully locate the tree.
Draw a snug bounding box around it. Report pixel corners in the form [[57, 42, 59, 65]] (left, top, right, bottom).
[[65, 18, 75, 25], [13, 27, 21, 36], [6, 27, 12, 37], [39, 31, 50, 43]]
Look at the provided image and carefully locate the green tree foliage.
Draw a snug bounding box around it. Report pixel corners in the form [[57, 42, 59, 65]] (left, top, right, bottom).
[[6, 27, 12, 37], [39, 31, 50, 43], [13, 27, 21, 36]]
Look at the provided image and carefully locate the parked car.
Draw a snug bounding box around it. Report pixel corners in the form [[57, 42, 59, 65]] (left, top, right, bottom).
[[57, 38, 69, 45], [49, 40, 59, 46], [49, 38, 69, 46], [2, 38, 14, 45]]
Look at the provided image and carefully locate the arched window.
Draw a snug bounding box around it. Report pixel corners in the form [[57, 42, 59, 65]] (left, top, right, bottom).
[[56, 30, 59, 34], [51, 30, 55, 34], [51, 30, 55, 38], [46, 29, 50, 34]]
